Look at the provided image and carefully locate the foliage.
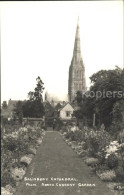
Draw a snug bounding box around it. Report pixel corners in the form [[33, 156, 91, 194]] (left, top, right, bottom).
[[75, 91, 83, 106], [110, 100, 124, 138], [1, 124, 45, 189], [98, 170, 116, 182], [85, 129, 111, 158], [1, 171, 16, 187], [11, 167, 26, 181], [85, 158, 99, 166], [2, 101, 8, 109], [105, 141, 120, 159], [22, 76, 45, 118], [118, 129, 124, 144], [13, 101, 23, 124], [106, 154, 119, 169], [62, 123, 124, 182], [115, 166, 124, 181], [28, 76, 44, 101], [20, 155, 32, 166], [65, 130, 83, 142], [74, 67, 124, 130]]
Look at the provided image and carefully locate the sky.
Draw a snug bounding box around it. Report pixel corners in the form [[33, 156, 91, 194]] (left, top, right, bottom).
[[1, 1, 123, 103]]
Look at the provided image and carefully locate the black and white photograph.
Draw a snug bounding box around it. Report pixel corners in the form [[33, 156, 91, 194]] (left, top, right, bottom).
[[1, 1, 124, 195]]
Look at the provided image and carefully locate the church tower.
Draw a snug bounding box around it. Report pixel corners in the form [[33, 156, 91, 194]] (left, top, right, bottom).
[[68, 18, 86, 102]]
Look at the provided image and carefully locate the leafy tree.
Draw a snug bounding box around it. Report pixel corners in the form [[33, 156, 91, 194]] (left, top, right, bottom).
[[28, 91, 34, 101], [34, 76, 44, 101], [75, 91, 83, 106], [22, 76, 45, 118], [89, 66, 124, 127], [74, 66, 124, 129]]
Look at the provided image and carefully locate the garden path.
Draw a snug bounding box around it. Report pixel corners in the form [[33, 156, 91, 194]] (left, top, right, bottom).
[[15, 131, 113, 195]]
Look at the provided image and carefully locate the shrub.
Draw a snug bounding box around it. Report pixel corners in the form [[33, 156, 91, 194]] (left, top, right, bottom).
[[65, 130, 83, 142], [11, 167, 26, 181], [78, 150, 87, 157], [85, 158, 99, 166], [1, 187, 13, 195], [37, 138, 42, 145], [4, 137, 18, 152], [1, 171, 16, 187], [105, 141, 120, 159], [85, 129, 111, 158], [28, 147, 37, 155], [98, 170, 116, 182], [3, 185, 16, 194], [106, 153, 119, 169], [96, 164, 109, 172], [118, 129, 124, 143], [20, 155, 32, 166], [115, 166, 124, 182]]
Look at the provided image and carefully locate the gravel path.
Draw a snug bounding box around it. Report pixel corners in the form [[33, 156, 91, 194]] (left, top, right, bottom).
[[15, 131, 113, 195]]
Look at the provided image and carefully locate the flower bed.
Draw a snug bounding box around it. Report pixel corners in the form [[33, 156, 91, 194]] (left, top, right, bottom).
[[61, 124, 124, 193], [1, 125, 45, 195]]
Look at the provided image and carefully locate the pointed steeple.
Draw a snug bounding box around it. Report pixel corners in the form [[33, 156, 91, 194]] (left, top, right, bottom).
[[68, 17, 86, 102], [73, 17, 81, 58]]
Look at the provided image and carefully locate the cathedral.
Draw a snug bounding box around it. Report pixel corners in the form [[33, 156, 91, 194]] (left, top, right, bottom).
[[68, 18, 86, 102]]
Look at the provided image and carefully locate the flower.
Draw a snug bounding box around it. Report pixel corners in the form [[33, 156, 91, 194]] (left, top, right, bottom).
[[11, 167, 26, 181], [37, 138, 42, 145], [5, 185, 16, 194], [42, 131, 46, 136], [105, 141, 120, 159], [1, 187, 13, 195], [4, 132, 19, 139]]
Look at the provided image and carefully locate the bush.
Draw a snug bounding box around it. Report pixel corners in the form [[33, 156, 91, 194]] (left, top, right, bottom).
[[4, 137, 18, 152], [106, 153, 119, 169], [27, 147, 37, 155], [85, 158, 99, 166], [1, 171, 16, 187], [78, 150, 87, 157], [85, 129, 111, 158], [20, 155, 32, 166], [115, 166, 124, 182], [65, 130, 83, 142], [98, 170, 116, 182], [11, 167, 26, 181]]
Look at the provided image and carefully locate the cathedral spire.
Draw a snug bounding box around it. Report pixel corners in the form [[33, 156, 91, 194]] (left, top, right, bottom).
[[68, 17, 86, 102], [73, 17, 81, 57]]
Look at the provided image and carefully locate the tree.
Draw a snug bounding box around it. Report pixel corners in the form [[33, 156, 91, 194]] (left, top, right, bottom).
[[89, 67, 124, 127], [75, 91, 83, 106], [34, 76, 44, 101], [74, 66, 124, 129], [28, 91, 34, 101], [22, 76, 45, 118]]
